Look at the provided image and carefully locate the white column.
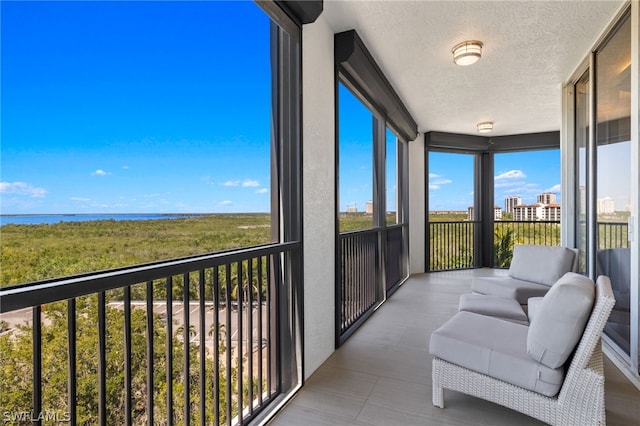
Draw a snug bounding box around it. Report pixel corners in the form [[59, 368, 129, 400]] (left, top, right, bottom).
[[408, 133, 425, 274], [301, 15, 336, 380]]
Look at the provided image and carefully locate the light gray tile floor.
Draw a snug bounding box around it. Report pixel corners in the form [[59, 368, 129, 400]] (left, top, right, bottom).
[[270, 269, 640, 426]]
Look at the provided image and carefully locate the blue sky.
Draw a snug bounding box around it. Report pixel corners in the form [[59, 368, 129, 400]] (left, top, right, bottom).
[[1, 1, 271, 214], [429, 150, 560, 211], [1, 1, 559, 216]]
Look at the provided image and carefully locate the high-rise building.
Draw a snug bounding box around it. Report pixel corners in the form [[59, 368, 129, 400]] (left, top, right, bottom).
[[597, 197, 615, 214], [537, 192, 557, 204], [365, 200, 374, 214], [510, 193, 561, 221], [513, 203, 543, 221], [504, 196, 522, 213], [542, 203, 561, 221]]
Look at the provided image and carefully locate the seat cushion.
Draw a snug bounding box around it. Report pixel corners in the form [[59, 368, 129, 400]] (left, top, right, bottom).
[[458, 293, 528, 324], [527, 272, 595, 369], [430, 311, 564, 396], [508, 245, 576, 286], [527, 297, 543, 323], [471, 276, 550, 304]]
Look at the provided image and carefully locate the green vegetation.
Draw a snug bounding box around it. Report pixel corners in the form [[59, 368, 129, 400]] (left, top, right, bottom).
[[494, 227, 516, 268], [1, 216, 272, 424], [338, 212, 399, 232], [1, 214, 271, 287], [0, 295, 262, 424], [428, 212, 468, 222]]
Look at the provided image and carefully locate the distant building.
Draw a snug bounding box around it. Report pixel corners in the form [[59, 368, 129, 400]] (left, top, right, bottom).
[[513, 203, 543, 221], [597, 197, 615, 214], [542, 203, 561, 221], [513, 201, 560, 221], [537, 192, 557, 205], [504, 196, 522, 213], [510, 192, 561, 221], [365, 201, 373, 214], [346, 206, 358, 213], [467, 206, 502, 220], [494, 206, 503, 220]]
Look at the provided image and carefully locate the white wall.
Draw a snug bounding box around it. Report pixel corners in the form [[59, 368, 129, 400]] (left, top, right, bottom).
[[301, 15, 336, 380], [408, 133, 426, 274]]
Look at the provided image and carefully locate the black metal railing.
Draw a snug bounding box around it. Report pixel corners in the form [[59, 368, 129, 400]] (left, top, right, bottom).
[[385, 224, 408, 295], [429, 220, 563, 271], [0, 242, 299, 426], [338, 229, 381, 340], [428, 221, 477, 271], [428, 220, 629, 272], [494, 220, 561, 246], [493, 220, 561, 267], [337, 224, 409, 343], [598, 222, 629, 249]]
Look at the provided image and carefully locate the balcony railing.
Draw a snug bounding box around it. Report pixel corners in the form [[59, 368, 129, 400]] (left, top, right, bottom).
[[493, 220, 561, 267], [598, 222, 630, 249], [429, 220, 561, 271], [429, 220, 631, 271], [338, 229, 380, 341], [0, 242, 300, 426], [337, 225, 409, 343], [385, 224, 409, 295], [428, 221, 477, 271]]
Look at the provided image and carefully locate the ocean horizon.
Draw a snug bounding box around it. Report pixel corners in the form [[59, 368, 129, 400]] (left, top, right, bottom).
[[0, 213, 208, 226]]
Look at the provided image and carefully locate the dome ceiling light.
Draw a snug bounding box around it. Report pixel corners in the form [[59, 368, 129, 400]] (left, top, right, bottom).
[[477, 121, 494, 133], [452, 40, 483, 66]]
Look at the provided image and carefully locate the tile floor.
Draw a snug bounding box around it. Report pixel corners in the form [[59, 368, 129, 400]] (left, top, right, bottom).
[[269, 269, 640, 426]]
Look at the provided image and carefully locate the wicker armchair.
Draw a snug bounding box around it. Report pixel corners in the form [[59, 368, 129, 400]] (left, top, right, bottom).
[[432, 276, 615, 426]]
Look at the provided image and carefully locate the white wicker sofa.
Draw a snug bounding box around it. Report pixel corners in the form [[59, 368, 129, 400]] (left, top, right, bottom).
[[430, 274, 615, 425], [471, 244, 579, 304]]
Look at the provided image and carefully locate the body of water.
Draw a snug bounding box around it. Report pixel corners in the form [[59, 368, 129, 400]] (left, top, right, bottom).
[[0, 214, 201, 226]]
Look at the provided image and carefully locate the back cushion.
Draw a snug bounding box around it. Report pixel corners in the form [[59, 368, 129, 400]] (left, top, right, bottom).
[[508, 245, 576, 286], [527, 272, 595, 369]]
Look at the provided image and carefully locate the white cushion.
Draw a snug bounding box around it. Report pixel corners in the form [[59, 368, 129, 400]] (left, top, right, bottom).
[[430, 311, 565, 396], [527, 297, 543, 323], [459, 293, 528, 324], [527, 272, 595, 369], [471, 276, 550, 304], [508, 245, 576, 286]]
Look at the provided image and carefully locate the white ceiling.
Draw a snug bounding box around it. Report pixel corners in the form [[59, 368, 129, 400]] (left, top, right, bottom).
[[321, 0, 625, 137]]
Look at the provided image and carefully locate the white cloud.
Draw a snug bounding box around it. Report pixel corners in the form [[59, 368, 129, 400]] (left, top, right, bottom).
[[255, 188, 268, 194], [0, 182, 47, 198], [545, 183, 561, 193], [431, 178, 452, 185], [219, 200, 233, 206], [495, 180, 522, 189], [92, 169, 111, 176], [69, 197, 91, 202], [495, 170, 526, 180], [428, 172, 452, 190], [223, 179, 260, 188], [428, 175, 452, 190]]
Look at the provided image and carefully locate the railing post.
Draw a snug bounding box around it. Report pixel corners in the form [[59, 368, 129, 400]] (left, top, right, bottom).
[[32, 306, 42, 426]]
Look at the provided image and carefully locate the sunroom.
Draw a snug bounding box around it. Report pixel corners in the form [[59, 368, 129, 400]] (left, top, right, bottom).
[[0, 1, 638, 425]]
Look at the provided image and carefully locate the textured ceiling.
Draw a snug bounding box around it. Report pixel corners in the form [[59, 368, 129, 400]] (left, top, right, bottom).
[[322, 0, 624, 136]]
